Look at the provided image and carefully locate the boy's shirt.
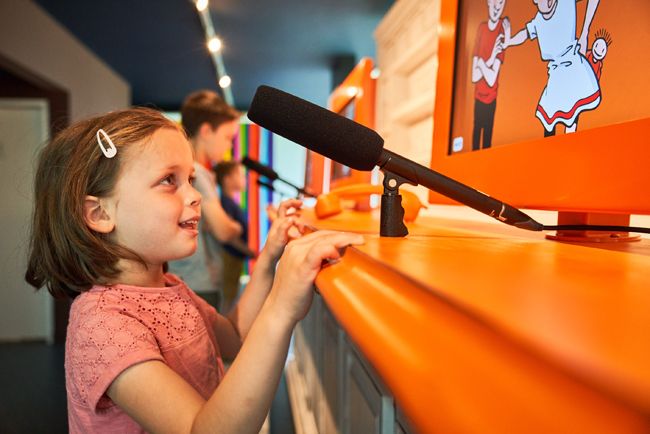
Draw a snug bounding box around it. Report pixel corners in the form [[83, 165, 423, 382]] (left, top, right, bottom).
[[220, 194, 249, 259]]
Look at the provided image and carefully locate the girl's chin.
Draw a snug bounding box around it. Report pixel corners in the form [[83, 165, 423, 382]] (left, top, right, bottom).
[[177, 245, 199, 260]]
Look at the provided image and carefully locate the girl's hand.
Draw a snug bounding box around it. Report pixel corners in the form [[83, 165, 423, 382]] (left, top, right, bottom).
[[262, 199, 306, 263], [487, 34, 505, 67], [267, 230, 365, 325], [578, 33, 588, 56], [502, 18, 511, 47]]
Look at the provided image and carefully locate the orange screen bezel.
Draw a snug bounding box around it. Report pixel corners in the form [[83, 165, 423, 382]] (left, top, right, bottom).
[[304, 57, 376, 195], [429, 0, 650, 216]]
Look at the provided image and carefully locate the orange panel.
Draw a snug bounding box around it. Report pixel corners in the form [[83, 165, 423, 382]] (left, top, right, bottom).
[[430, 1, 650, 216], [327, 58, 376, 195], [303, 209, 650, 433], [304, 150, 325, 195], [247, 124, 260, 266], [304, 58, 377, 197]]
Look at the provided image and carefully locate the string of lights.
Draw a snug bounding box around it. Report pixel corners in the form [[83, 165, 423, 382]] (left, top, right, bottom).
[[193, 0, 234, 106]]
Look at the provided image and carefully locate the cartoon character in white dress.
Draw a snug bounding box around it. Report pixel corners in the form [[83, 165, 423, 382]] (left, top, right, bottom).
[[505, 0, 601, 136]]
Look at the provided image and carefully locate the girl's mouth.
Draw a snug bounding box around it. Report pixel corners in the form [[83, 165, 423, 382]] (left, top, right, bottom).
[[179, 219, 199, 230]]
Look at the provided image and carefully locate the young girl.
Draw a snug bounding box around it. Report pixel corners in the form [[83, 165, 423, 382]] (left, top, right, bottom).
[[25, 107, 364, 433]]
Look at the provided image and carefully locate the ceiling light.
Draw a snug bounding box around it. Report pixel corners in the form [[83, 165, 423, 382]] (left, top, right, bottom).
[[196, 0, 208, 12], [219, 75, 231, 88], [194, 0, 234, 105], [208, 37, 221, 52]]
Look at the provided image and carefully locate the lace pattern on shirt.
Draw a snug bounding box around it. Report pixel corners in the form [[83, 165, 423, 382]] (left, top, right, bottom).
[[65, 279, 212, 407]]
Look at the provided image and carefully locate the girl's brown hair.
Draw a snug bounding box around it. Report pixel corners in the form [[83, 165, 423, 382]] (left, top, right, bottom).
[[25, 107, 185, 299]]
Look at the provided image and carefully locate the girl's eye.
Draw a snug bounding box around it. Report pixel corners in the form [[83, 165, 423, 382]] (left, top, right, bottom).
[[161, 175, 175, 185], [189, 176, 196, 186]]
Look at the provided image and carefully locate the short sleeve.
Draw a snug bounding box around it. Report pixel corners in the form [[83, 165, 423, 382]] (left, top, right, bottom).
[[526, 20, 537, 41], [185, 286, 218, 329], [181, 285, 222, 361], [65, 308, 165, 413], [193, 163, 218, 201]]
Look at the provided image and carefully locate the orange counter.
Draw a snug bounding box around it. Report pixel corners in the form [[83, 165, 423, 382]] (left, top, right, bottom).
[[304, 208, 650, 434]]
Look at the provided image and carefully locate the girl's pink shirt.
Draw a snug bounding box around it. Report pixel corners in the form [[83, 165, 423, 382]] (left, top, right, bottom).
[[65, 274, 225, 433]]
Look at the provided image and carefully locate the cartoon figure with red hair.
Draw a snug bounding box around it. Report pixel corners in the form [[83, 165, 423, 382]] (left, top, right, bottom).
[[585, 28, 612, 81]]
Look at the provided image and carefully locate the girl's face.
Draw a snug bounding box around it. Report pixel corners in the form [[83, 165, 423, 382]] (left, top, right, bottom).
[[206, 119, 239, 163], [106, 128, 202, 270], [533, 0, 557, 14]]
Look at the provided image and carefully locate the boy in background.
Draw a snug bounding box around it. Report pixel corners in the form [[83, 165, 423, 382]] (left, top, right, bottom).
[[167, 90, 243, 310], [215, 160, 256, 316]]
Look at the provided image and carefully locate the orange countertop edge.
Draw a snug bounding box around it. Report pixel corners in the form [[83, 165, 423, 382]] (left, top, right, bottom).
[[305, 209, 650, 434]]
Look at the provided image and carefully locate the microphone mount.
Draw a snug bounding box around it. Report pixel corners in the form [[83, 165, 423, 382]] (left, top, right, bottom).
[[377, 149, 543, 237], [380, 171, 415, 237]]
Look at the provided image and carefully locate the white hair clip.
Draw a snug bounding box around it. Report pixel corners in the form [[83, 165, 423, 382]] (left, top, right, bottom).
[[97, 129, 117, 158]]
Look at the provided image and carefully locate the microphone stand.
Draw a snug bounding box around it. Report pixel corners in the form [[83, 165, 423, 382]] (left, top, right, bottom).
[[257, 179, 276, 192], [380, 171, 413, 237], [377, 149, 543, 237], [242, 155, 316, 198], [275, 178, 316, 198], [257, 179, 292, 200]]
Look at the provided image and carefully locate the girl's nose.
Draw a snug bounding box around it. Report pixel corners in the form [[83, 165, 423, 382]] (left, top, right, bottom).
[[188, 186, 202, 207]]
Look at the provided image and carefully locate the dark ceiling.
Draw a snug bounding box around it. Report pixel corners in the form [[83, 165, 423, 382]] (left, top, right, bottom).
[[33, 0, 396, 111]]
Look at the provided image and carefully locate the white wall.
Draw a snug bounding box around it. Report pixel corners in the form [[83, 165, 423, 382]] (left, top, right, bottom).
[[0, 0, 131, 121], [272, 135, 308, 204], [0, 0, 130, 342], [0, 99, 53, 342]]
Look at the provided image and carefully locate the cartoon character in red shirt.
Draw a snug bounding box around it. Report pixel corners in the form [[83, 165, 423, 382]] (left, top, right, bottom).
[[471, 0, 509, 151]]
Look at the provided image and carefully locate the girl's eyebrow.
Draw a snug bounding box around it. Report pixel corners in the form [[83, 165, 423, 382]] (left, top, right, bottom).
[[150, 164, 185, 179], [155, 164, 196, 177], [155, 163, 185, 172]]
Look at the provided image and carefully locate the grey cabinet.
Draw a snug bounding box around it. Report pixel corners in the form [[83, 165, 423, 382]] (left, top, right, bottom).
[[288, 293, 418, 434]]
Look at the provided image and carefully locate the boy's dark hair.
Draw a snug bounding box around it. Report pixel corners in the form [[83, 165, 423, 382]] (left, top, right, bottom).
[[25, 107, 185, 299], [214, 160, 242, 188], [181, 90, 241, 138]]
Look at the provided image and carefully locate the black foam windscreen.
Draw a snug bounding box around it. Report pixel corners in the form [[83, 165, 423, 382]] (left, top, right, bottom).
[[247, 85, 384, 171], [242, 156, 278, 180]]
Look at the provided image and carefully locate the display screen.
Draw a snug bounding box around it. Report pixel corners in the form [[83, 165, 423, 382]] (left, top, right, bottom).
[[331, 98, 356, 181], [304, 150, 314, 188], [449, 0, 650, 155]]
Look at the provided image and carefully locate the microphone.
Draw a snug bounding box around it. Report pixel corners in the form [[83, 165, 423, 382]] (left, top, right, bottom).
[[242, 156, 279, 181], [242, 155, 316, 198], [256, 179, 276, 191], [247, 85, 543, 232]]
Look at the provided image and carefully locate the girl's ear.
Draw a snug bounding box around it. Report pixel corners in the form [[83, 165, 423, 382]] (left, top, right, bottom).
[[83, 196, 115, 233]]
